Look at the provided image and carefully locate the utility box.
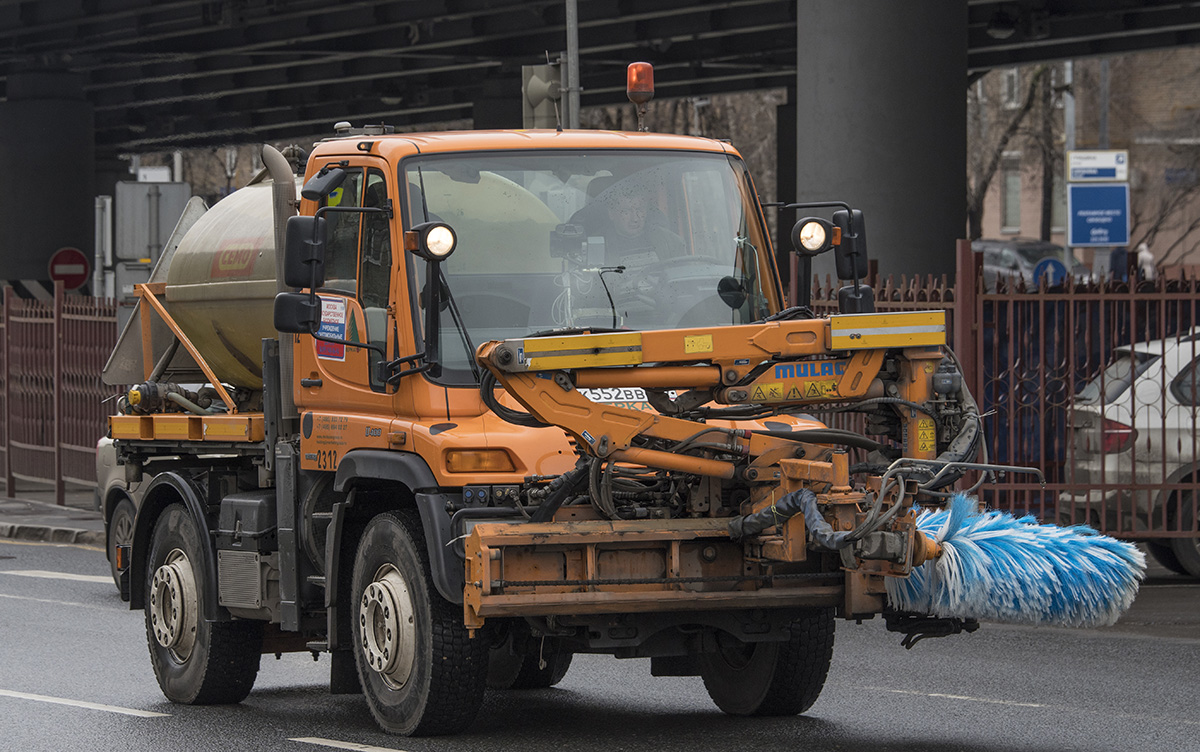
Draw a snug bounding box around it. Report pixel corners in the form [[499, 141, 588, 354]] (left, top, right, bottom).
[[115, 181, 192, 263]]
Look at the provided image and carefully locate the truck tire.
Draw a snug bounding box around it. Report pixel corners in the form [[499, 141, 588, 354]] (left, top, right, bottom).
[[700, 608, 834, 716], [107, 498, 135, 590], [1146, 541, 1188, 576], [145, 504, 263, 704], [488, 641, 573, 689], [351, 510, 488, 736], [1168, 494, 1200, 578]]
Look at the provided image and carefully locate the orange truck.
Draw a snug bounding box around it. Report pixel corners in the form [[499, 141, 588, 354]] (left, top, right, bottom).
[[102, 119, 983, 736]]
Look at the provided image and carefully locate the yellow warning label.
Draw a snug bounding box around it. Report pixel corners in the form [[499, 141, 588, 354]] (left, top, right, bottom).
[[750, 380, 841, 403], [916, 418, 937, 453], [802, 380, 839, 399], [684, 334, 714, 354], [750, 383, 784, 401]]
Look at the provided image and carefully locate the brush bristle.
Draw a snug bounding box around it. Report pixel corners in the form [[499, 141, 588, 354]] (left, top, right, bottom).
[[886, 494, 1146, 627]]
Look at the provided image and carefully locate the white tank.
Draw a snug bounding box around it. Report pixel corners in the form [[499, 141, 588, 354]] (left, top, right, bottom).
[[164, 181, 280, 388]]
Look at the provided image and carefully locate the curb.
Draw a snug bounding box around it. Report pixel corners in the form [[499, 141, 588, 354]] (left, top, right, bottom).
[[0, 523, 105, 547]]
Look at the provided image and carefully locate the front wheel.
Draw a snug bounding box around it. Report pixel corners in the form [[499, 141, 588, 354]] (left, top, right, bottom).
[[107, 498, 135, 589], [145, 504, 263, 704], [351, 510, 488, 736], [700, 608, 835, 716]]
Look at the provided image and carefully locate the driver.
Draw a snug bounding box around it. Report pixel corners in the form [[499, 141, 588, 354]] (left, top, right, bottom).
[[598, 187, 685, 264]]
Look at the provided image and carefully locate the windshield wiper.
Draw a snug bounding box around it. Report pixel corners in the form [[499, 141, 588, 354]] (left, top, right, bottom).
[[439, 267, 482, 382], [587, 265, 625, 330]]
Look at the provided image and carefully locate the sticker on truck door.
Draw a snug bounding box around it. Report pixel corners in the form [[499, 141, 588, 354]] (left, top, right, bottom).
[[316, 296, 346, 361]]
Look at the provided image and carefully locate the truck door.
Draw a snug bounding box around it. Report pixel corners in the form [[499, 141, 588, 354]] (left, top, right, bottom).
[[295, 162, 397, 461]]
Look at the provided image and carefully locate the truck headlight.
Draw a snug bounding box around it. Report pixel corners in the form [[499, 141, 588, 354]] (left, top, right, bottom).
[[406, 221, 458, 261], [791, 217, 839, 256]]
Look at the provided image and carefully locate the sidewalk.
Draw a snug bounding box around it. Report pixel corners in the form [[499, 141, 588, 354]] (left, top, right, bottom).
[[0, 486, 104, 547]]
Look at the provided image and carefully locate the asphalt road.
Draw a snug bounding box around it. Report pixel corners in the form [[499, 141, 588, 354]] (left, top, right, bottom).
[[1, 538, 1196, 752]]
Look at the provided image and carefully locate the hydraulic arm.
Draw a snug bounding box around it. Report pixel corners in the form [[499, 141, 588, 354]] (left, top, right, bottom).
[[463, 310, 974, 628]]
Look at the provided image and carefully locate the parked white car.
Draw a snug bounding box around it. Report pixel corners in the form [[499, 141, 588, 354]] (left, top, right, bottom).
[[1058, 332, 1200, 576]]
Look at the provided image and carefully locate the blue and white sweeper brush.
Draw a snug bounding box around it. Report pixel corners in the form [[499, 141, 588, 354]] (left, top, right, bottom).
[[886, 493, 1146, 627]]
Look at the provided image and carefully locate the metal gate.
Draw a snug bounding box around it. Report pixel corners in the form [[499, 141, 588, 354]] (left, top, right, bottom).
[[1, 284, 119, 505]]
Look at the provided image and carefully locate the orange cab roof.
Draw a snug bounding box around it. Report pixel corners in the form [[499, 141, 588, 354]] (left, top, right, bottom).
[[309, 128, 739, 163]]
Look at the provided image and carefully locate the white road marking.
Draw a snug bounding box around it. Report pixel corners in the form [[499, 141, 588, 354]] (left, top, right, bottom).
[[0, 689, 168, 718], [0, 569, 111, 584], [860, 685, 1200, 726], [0, 592, 115, 611], [865, 686, 1049, 708], [291, 737, 409, 752], [0, 539, 102, 552]]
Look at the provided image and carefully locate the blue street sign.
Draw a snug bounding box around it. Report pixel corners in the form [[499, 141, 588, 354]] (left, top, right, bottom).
[[1033, 257, 1068, 287], [1068, 183, 1130, 247]]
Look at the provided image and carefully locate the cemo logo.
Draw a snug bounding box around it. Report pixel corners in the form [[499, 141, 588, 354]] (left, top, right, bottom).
[[210, 242, 259, 278], [774, 361, 846, 379]]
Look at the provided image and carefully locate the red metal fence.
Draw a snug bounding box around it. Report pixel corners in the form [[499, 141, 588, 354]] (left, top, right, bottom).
[[5, 254, 1200, 545], [807, 243, 1200, 541], [1, 284, 119, 505]]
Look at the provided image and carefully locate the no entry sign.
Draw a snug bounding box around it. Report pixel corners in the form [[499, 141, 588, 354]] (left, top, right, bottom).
[[48, 247, 91, 291]]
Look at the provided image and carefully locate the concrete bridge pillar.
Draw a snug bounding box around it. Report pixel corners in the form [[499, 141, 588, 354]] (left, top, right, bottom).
[[0, 69, 94, 296], [795, 0, 966, 281]]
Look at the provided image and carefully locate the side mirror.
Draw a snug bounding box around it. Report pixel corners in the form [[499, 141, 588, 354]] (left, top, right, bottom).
[[717, 275, 748, 309], [837, 284, 875, 314], [284, 216, 327, 288], [832, 209, 868, 281], [300, 166, 347, 202], [274, 292, 319, 334]]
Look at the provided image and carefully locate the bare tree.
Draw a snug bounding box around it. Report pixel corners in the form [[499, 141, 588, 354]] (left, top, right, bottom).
[[966, 66, 1048, 240], [1122, 53, 1200, 267]]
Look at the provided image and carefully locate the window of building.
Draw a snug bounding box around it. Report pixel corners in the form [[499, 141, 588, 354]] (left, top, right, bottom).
[[1049, 65, 1065, 109], [1002, 159, 1021, 233], [1002, 68, 1020, 109]]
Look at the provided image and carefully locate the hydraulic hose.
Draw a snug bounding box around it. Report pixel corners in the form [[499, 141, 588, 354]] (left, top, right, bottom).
[[727, 488, 852, 551], [479, 369, 550, 428], [751, 428, 883, 453]]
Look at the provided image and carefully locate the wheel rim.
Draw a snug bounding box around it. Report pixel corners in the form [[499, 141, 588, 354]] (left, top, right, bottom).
[[149, 548, 198, 661], [359, 563, 416, 689], [715, 634, 757, 671], [112, 509, 133, 548]]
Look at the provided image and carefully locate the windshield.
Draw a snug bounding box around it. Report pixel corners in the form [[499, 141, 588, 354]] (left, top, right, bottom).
[[1076, 350, 1159, 404], [405, 149, 779, 384]]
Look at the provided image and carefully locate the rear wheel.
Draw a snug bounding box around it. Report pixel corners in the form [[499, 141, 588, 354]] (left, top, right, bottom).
[[1168, 493, 1200, 578], [1147, 541, 1188, 576], [351, 510, 488, 736], [700, 608, 834, 716], [487, 626, 573, 690], [145, 504, 263, 704], [107, 498, 135, 589]]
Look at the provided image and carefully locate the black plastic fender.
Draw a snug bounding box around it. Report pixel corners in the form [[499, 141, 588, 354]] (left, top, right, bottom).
[[127, 471, 229, 621], [332, 450, 462, 604]]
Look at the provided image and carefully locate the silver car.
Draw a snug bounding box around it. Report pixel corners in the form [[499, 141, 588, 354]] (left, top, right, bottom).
[[1058, 333, 1200, 576]]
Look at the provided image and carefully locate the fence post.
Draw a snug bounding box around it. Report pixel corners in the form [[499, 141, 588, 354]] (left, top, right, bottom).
[[3, 286, 11, 499], [954, 239, 979, 394], [53, 281, 64, 506]]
